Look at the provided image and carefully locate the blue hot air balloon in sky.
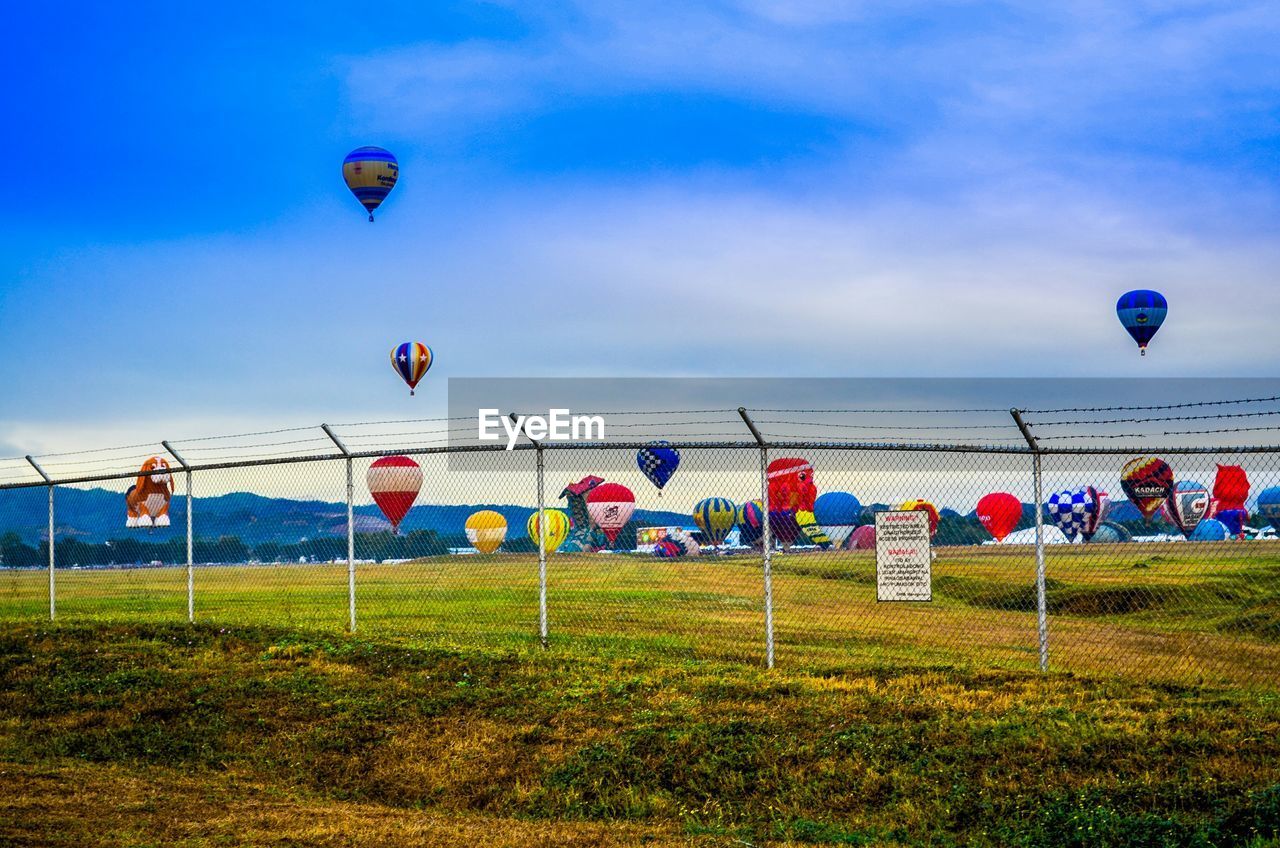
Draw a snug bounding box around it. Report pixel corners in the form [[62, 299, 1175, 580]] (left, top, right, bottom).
[[1116, 290, 1168, 356], [637, 441, 680, 494]]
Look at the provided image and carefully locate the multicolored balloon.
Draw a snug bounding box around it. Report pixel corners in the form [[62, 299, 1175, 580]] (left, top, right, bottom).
[[1259, 487, 1280, 532], [637, 441, 680, 493], [976, 492, 1021, 543], [653, 539, 683, 558], [814, 492, 861, 547], [527, 509, 571, 554], [693, 497, 737, 547], [466, 510, 507, 554], [1120, 457, 1174, 520], [1165, 480, 1210, 539], [343, 146, 399, 221], [585, 482, 635, 546], [1116, 289, 1167, 356], [737, 500, 765, 547], [897, 499, 940, 537], [366, 455, 422, 532], [1045, 488, 1104, 541], [390, 342, 433, 395]]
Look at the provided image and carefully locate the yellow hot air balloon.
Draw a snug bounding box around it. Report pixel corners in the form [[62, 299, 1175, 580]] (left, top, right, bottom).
[[466, 510, 507, 554], [527, 509, 570, 553], [342, 147, 399, 221]]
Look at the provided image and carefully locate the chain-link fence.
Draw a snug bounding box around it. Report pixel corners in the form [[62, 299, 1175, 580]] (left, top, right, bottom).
[[2, 403, 1278, 688]]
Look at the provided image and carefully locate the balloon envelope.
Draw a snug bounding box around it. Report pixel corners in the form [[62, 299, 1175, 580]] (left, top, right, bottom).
[[976, 492, 1021, 542], [1190, 518, 1228, 542], [1121, 457, 1174, 519], [1259, 487, 1280, 531], [1165, 480, 1210, 538], [814, 492, 861, 526], [466, 510, 507, 554], [585, 482, 635, 545], [1045, 488, 1106, 541], [343, 146, 398, 221], [527, 509, 571, 553], [693, 497, 737, 546], [1116, 289, 1167, 354], [897, 499, 939, 536], [849, 524, 877, 550], [367, 456, 422, 531], [1087, 522, 1131, 544], [636, 442, 680, 491], [390, 342, 433, 395], [737, 500, 765, 546], [653, 540, 683, 558]]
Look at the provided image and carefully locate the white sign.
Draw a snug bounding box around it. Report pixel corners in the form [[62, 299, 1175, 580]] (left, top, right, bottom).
[[875, 510, 932, 602]]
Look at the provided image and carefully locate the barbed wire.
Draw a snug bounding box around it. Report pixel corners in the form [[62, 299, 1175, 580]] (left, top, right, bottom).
[[1021, 395, 1280, 415], [1031, 409, 1280, 427], [748, 407, 1007, 414], [755, 419, 1017, 431]]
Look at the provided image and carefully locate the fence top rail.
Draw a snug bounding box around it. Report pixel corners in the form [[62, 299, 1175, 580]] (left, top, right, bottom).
[[1, 438, 1279, 490]]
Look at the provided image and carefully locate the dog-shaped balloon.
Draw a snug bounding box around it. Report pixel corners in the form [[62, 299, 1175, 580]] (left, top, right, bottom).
[[125, 456, 174, 528]]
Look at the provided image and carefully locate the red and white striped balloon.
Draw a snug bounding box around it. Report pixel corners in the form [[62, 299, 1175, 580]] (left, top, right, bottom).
[[367, 455, 422, 532]]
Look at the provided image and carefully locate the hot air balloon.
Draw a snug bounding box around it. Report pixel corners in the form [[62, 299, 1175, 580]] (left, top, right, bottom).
[[366, 455, 422, 533], [768, 458, 817, 548], [849, 524, 877, 550], [390, 342, 433, 396], [1209, 464, 1250, 539], [637, 441, 680, 494], [1165, 481, 1210, 539], [1258, 487, 1280, 532], [125, 457, 174, 528], [1116, 290, 1167, 356], [1045, 488, 1104, 541], [585, 483, 635, 547], [527, 509, 571, 554], [814, 492, 861, 547], [673, 529, 702, 557], [1121, 457, 1174, 520], [466, 510, 507, 554], [897, 499, 939, 537], [1190, 518, 1228, 542], [342, 146, 399, 221], [976, 492, 1021, 543], [1087, 522, 1131, 544], [737, 500, 765, 547], [693, 497, 737, 549]]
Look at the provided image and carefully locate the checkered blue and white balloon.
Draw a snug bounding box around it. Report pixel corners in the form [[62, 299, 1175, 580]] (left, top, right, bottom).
[[1045, 488, 1099, 541]]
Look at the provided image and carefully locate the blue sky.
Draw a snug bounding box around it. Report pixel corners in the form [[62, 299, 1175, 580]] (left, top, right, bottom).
[[2, 0, 1279, 456]]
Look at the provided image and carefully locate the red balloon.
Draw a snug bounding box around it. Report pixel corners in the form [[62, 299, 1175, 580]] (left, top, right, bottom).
[[367, 455, 422, 531], [849, 524, 876, 549], [976, 492, 1021, 542]]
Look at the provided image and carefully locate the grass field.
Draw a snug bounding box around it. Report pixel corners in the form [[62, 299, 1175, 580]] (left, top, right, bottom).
[[2, 542, 1278, 686], [1, 622, 1278, 847]]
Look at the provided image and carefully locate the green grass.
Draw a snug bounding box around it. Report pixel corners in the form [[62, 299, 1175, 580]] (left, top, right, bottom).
[[3, 542, 1279, 686], [1, 622, 1279, 847]]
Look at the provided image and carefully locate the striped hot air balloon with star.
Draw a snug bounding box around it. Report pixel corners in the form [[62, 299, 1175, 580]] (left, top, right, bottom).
[[390, 342, 433, 395]]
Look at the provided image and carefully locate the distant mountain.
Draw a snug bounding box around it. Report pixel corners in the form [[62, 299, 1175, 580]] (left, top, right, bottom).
[[0, 487, 689, 546]]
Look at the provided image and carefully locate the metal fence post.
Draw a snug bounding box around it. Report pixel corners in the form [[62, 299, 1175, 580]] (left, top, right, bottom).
[[510, 414, 549, 649], [537, 445, 548, 649], [163, 441, 194, 623], [739, 409, 774, 669], [321, 425, 356, 633], [1011, 410, 1048, 672], [26, 456, 54, 620]]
